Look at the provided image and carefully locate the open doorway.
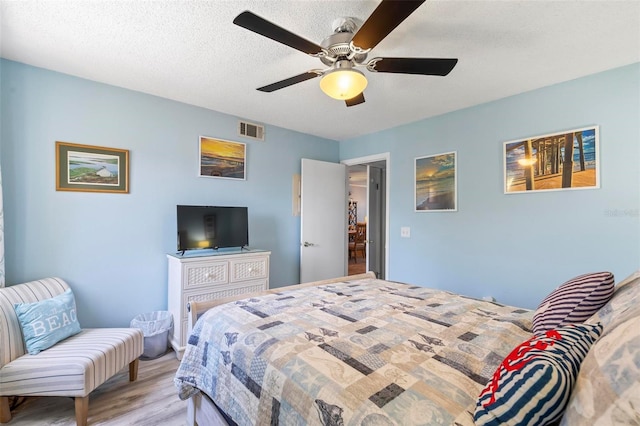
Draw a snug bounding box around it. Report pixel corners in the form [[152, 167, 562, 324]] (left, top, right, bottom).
[[343, 154, 388, 279], [347, 165, 368, 275]]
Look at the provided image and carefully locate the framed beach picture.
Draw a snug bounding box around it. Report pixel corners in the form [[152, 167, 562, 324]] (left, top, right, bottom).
[[199, 136, 246, 180], [56, 141, 129, 193], [503, 126, 599, 194], [415, 151, 457, 212]]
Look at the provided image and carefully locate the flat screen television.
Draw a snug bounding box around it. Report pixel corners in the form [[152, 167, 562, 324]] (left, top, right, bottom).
[[177, 205, 248, 253]]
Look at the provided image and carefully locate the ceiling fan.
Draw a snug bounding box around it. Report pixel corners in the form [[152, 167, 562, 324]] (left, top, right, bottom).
[[233, 0, 458, 107]]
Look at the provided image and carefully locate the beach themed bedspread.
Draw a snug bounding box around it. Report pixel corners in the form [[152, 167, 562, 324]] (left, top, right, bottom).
[[175, 277, 533, 425]]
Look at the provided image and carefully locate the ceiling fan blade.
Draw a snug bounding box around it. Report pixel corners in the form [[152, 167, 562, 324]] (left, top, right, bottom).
[[234, 11, 325, 56], [351, 0, 426, 51], [345, 93, 365, 107], [368, 57, 458, 76], [257, 71, 320, 92]]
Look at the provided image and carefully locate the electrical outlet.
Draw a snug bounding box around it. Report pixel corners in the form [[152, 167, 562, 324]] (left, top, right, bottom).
[[400, 227, 410, 238]]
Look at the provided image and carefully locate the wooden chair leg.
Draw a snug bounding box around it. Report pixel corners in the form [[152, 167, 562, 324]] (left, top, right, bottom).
[[75, 396, 89, 426], [0, 396, 11, 423], [129, 358, 139, 381]]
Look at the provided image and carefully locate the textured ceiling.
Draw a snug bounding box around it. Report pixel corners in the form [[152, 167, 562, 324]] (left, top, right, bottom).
[[1, 1, 639, 141]]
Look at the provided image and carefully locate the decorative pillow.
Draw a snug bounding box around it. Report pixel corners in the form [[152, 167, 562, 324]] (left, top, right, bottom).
[[586, 270, 640, 330], [14, 288, 82, 355], [532, 272, 614, 335], [561, 318, 640, 425], [474, 323, 603, 426], [562, 271, 640, 425]]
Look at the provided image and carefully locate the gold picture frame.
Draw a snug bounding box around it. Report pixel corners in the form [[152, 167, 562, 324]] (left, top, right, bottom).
[[56, 141, 129, 193]]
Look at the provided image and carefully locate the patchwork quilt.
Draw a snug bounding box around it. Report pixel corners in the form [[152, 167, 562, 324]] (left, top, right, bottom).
[[175, 277, 533, 425]]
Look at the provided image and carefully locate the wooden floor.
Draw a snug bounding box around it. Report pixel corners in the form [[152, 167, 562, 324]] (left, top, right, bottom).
[[6, 351, 187, 425], [348, 257, 367, 275]]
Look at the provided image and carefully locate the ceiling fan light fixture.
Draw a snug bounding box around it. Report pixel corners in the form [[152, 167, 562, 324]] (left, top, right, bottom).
[[319, 62, 368, 100], [236, 3, 458, 107]]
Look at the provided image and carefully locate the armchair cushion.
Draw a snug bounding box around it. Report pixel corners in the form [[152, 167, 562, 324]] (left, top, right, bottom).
[[0, 328, 143, 397], [14, 288, 82, 355]]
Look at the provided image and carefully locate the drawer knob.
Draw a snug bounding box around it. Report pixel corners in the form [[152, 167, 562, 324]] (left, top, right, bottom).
[[207, 273, 216, 279]]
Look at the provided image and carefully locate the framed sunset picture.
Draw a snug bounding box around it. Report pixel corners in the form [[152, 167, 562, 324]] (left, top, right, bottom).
[[199, 136, 246, 180], [415, 151, 457, 212], [503, 126, 599, 194]]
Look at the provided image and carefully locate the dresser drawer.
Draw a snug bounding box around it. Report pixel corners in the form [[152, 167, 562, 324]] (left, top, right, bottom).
[[230, 256, 269, 283], [183, 261, 229, 290]]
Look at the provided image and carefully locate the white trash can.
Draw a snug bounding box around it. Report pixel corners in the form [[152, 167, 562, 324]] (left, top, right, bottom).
[[130, 311, 173, 359]]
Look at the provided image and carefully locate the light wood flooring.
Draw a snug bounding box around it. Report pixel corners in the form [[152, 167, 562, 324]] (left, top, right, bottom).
[[6, 351, 187, 425]]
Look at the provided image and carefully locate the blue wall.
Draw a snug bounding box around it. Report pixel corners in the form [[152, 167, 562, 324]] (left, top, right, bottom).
[[341, 63, 640, 309], [0, 59, 338, 327], [2, 60, 638, 327]]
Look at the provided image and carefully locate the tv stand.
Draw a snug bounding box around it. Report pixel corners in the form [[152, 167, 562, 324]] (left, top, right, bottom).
[[166, 250, 270, 359]]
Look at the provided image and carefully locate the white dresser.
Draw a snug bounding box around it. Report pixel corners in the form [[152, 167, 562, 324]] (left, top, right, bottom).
[[167, 250, 270, 359]]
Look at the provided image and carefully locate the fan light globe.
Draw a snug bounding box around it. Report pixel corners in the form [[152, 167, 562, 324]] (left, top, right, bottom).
[[320, 68, 368, 100]]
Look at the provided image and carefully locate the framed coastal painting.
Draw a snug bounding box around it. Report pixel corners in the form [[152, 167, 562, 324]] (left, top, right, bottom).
[[56, 141, 129, 193], [415, 151, 457, 212], [199, 136, 246, 180], [503, 126, 599, 194]]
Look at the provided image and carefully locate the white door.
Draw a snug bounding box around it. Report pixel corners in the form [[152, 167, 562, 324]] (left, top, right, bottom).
[[300, 158, 347, 283]]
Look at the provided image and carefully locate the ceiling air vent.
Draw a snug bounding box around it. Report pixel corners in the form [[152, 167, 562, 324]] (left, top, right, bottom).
[[238, 120, 265, 141]]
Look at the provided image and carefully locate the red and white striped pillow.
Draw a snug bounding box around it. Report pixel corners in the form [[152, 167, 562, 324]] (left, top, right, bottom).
[[532, 272, 614, 335]]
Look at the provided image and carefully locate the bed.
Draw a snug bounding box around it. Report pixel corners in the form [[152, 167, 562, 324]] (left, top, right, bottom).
[[174, 270, 640, 425]]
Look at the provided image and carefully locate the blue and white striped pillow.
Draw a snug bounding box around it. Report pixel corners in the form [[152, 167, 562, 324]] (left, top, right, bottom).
[[474, 323, 603, 426], [532, 272, 614, 335]]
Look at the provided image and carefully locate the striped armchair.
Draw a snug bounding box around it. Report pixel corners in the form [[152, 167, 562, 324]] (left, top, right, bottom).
[[0, 278, 143, 425]]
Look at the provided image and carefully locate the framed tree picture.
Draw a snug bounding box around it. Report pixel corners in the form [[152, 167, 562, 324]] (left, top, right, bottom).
[[199, 136, 246, 180], [55, 141, 129, 193], [503, 126, 599, 194], [415, 151, 457, 212]]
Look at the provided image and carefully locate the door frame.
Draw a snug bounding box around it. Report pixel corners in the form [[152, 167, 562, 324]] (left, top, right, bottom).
[[342, 153, 390, 280]]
